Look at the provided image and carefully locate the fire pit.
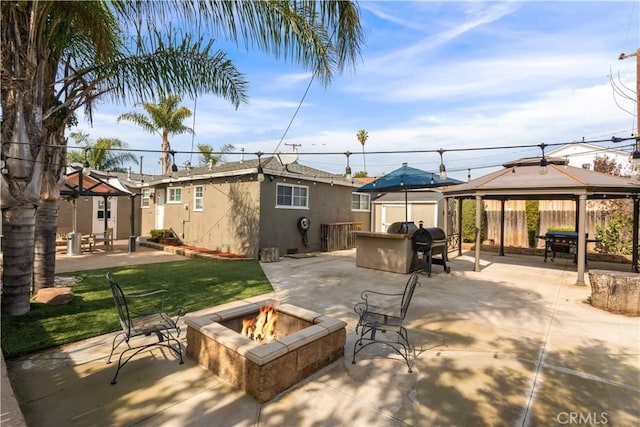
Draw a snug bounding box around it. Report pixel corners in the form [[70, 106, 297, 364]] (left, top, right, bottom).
[[185, 299, 347, 402]]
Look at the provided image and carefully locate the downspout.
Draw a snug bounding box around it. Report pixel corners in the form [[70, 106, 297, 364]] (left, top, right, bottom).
[[128, 194, 136, 253]]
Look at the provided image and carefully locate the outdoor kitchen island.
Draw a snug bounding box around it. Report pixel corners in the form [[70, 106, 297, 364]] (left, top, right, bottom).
[[353, 230, 414, 274]]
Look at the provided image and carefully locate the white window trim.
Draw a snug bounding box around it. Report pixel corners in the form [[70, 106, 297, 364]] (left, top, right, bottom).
[[193, 185, 204, 211], [351, 192, 371, 212], [167, 187, 182, 204], [141, 188, 151, 208], [276, 183, 309, 209]]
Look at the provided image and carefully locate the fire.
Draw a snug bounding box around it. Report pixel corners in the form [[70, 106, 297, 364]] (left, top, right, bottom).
[[242, 305, 279, 343]]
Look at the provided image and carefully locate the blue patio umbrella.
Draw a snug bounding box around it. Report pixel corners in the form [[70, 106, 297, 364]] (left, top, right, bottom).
[[356, 163, 464, 224]]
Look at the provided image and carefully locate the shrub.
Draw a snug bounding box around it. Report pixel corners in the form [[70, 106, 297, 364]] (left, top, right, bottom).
[[547, 226, 575, 232], [596, 213, 633, 255], [149, 229, 170, 241], [525, 200, 539, 248], [461, 199, 486, 242]]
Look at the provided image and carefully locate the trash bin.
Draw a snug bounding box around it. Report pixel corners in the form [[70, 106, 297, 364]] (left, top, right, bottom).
[[67, 232, 81, 256]]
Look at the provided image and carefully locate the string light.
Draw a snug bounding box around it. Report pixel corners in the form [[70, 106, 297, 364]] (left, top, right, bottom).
[[538, 143, 548, 175], [82, 149, 91, 176], [256, 151, 265, 182], [437, 148, 447, 180], [169, 150, 178, 172], [1, 135, 637, 178], [344, 151, 352, 180]]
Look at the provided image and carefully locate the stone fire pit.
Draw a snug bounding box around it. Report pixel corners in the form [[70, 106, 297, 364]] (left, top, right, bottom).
[[185, 299, 346, 402]]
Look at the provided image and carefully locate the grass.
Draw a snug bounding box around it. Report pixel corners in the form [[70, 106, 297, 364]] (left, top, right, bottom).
[[1, 258, 273, 359]]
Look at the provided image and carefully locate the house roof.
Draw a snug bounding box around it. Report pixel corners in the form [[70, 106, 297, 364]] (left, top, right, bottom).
[[546, 142, 632, 158], [443, 157, 640, 200], [118, 156, 353, 188]]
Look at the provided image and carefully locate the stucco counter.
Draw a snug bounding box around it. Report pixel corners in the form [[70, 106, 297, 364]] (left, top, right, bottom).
[[353, 231, 413, 274]]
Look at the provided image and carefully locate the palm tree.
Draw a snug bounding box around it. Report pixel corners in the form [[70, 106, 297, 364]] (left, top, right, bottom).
[[117, 95, 193, 175], [1, 1, 363, 315], [67, 131, 138, 172], [357, 129, 369, 174], [197, 143, 235, 167]]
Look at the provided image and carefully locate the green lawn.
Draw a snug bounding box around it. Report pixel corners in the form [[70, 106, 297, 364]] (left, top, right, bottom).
[[1, 258, 273, 359]]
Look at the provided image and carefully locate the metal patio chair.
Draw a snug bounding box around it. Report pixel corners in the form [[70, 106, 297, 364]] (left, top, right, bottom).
[[352, 272, 421, 372], [106, 272, 184, 384]]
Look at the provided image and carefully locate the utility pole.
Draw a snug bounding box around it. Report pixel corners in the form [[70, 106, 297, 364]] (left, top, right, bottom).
[[619, 48, 640, 145], [284, 143, 302, 152]]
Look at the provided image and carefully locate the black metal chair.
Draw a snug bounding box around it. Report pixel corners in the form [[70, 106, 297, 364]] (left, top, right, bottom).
[[352, 272, 420, 372], [106, 272, 184, 384]]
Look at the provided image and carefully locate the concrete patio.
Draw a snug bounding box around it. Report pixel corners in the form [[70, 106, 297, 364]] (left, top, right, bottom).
[[2, 244, 639, 426]]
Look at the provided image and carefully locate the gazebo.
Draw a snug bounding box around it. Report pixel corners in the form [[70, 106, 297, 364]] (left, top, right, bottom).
[[62, 165, 136, 250], [443, 157, 640, 284]]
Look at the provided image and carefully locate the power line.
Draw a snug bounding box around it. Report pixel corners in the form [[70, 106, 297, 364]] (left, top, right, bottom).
[[8, 135, 636, 157]]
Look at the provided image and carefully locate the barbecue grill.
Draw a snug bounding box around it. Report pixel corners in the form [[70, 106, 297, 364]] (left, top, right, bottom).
[[411, 226, 450, 276], [387, 221, 418, 234], [541, 231, 578, 262]]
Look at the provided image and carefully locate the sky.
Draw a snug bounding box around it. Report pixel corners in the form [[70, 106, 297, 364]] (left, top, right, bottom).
[[72, 1, 640, 181]]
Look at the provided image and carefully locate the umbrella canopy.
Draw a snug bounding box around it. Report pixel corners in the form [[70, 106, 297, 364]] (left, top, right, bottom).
[[356, 164, 463, 193], [355, 164, 463, 226]]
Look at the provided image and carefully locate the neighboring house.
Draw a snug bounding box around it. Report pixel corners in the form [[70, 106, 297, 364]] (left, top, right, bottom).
[[120, 156, 369, 258], [369, 191, 449, 232], [546, 142, 635, 175]]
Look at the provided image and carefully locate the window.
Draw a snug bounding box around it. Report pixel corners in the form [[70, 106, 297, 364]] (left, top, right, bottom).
[[582, 163, 591, 170], [168, 187, 182, 203], [141, 188, 151, 208], [97, 199, 112, 219], [276, 183, 308, 208], [194, 186, 204, 211], [351, 193, 370, 211]]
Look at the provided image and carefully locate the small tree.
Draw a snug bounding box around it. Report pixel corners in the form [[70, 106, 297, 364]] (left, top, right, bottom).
[[67, 131, 138, 172], [197, 143, 235, 167], [593, 154, 624, 176]]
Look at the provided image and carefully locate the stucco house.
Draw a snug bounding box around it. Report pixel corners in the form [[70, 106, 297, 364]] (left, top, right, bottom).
[[118, 156, 369, 258]]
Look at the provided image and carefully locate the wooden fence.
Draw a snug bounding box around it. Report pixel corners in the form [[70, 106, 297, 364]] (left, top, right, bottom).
[[320, 222, 362, 252], [484, 200, 610, 248]]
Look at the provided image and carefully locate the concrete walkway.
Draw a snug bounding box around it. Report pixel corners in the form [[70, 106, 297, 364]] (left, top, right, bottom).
[[2, 244, 639, 426]]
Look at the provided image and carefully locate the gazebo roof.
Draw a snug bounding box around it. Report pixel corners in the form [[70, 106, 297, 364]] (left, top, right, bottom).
[[443, 157, 639, 200], [62, 165, 133, 197]]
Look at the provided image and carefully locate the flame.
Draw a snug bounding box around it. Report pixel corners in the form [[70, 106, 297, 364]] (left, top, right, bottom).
[[241, 305, 279, 343]]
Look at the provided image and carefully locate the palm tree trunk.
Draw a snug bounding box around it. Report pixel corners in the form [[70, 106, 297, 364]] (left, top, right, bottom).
[[361, 145, 367, 174], [33, 122, 68, 292], [33, 200, 59, 292], [1, 207, 36, 315], [162, 135, 171, 175]]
